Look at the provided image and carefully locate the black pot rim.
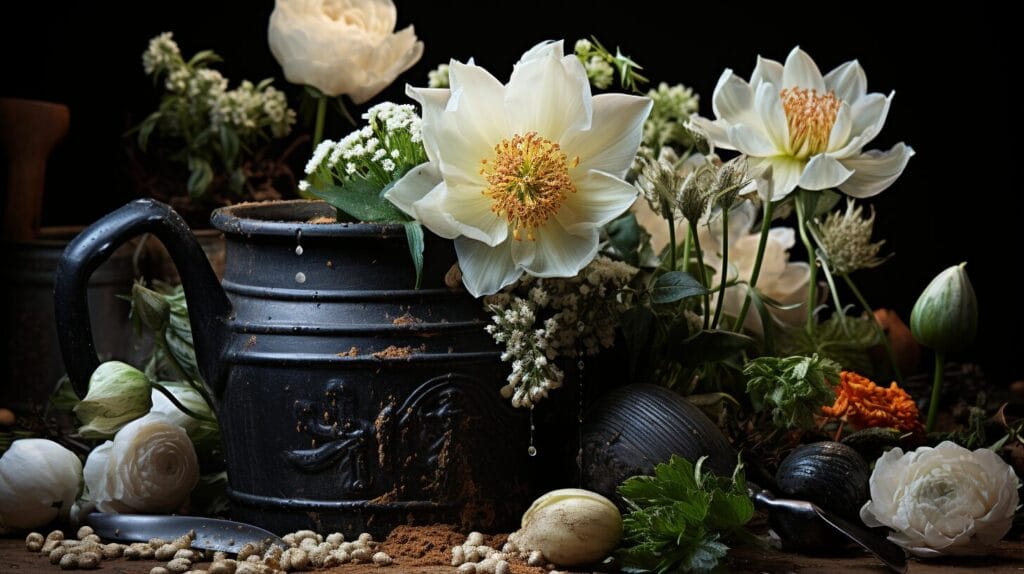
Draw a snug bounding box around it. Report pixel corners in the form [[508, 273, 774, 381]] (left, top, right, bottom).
[[210, 200, 407, 238]]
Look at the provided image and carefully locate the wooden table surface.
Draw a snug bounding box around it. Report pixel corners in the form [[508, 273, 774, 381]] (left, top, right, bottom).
[[2, 538, 1022, 573]]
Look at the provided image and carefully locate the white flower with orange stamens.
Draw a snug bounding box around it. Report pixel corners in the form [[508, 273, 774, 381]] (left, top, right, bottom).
[[691, 47, 913, 200], [385, 41, 651, 297]]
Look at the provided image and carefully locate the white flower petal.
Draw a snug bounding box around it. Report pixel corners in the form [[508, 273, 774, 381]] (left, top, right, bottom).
[[407, 85, 450, 161], [727, 123, 777, 157], [754, 82, 789, 152], [782, 46, 826, 92], [385, 161, 443, 217], [411, 181, 507, 245], [711, 69, 756, 125], [798, 154, 854, 190], [511, 222, 599, 278], [825, 59, 868, 104], [561, 93, 652, 178], [518, 39, 564, 63], [838, 143, 915, 198], [689, 116, 732, 150], [454, 236, 523, 297], [750, 55, 784, 89], [506, 49, 592, 137], [559, 170, 638, 229], [832, 92, 893, 157], [751, 157, 804, 200], [827, 102, 853, 152]]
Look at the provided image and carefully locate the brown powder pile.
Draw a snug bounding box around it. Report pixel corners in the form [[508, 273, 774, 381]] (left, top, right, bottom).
[[392, 313, 422, 326], [336, 346, 359, 358], [308, 216, 335, 224], [372, 345, 424, 359], [378, 524, 464, 567]]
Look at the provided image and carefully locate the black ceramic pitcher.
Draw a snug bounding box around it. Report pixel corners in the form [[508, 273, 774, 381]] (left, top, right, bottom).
[[55, 198, 529, 536]]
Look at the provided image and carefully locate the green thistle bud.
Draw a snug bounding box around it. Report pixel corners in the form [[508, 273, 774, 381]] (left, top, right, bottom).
[[910, 262, 978, 353], [131, 282, 170, 335], [73, 361, 153, 438]]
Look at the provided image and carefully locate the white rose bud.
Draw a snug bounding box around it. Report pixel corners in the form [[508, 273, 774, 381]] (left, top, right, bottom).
[[860, 441, 1020, 557], [0, 439, 83, 531], [74, 361, 153, 438], [268, 0, 424, 104], [149, 383, 218, 443], [84, 414, 199, 513]]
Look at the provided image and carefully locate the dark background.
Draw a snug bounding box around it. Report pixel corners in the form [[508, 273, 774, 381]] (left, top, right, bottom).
[[2, 2, 1020, 384]]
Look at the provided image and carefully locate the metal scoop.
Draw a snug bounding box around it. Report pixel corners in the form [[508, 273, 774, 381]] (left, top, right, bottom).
[[86, 513, 286, 554]]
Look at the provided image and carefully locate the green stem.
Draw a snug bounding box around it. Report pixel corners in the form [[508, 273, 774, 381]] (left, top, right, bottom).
[[926, 351, 945, 433], [690, 221, 711, 330], [711, 208, 729, 329], [680, 224, 692, 275], [155, 334, 216, 413], [844, 274, 905, 384], [733, 199, 775, 332], [819, 258, 848, 334], [312, 96, 327, 149], [666, 206, 678, 271], [152, 382, 217, 425], [795, 192, 818, 335], [337, 97, 358, 128]]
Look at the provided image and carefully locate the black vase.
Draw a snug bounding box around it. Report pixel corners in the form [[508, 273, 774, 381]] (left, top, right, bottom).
[[55, 199, 531, 536]]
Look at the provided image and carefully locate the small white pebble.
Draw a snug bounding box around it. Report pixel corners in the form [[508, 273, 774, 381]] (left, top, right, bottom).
[[477, 557, 497, 574], [465, 532, 484, 547], [102, 543, 125, 559], [156, 544, 179, 561], [78, 552, 101, 569], [527, 550, 545, 567], [150, 568, 171, 574], [167, 557, 192, 573], [451, 545, 465, 566], [47, 530, 65, 542], [495, 560, 511, 574], [58, 553, 78, 570], [326, 533, 344, 547], [457, 563, 477, 574], [372, 551, 392, 566]]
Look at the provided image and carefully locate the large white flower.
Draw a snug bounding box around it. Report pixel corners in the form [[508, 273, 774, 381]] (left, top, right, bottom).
[[268, 0, 423, 104], [691, 47, 913, 200], [385, 41, 652, 296], [860, 441, 1020, 557], [83, 414, 199, 514], [0, 439, 82, 531], [700, 201, 809, 334]]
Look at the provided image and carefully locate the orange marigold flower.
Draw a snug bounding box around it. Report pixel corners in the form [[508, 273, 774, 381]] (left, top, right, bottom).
[[821, 371, 924, 433]]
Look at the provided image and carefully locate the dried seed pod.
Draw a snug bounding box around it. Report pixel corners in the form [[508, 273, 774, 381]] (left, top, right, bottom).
[[282, 534, 296, 547], [78, 552, 101, 570], [457, 563, 477, 574], [338, 542, 354, 553], [139, 546, 156, 560], [350, 547, 371, 563], [527, 550, 545, 566], [326, 533, 344, 547], [26, 540, 43, 553], [149, 538, 169, 549], [75, 543, 104, 556], [58, 553, 78, 570], [284, 548, 309, 571], [166, 558, 192, 573], [174, 549, 199, 561], [155, 544, 178, 561], [465, 532, 484, 547], [213, 551, 229, 562], [358, 532, 374, 544], [47, 530, 65, 542], [76, 526, 94, 539], [102, 543, 125, 559], [246, 555, 262, 563], [124, 546, 142, 560], [208, 561, 236, 574], [27, 532, 45, 544], [477, 558, 497, 574], [81, 534, 101, 544], [495, 560, 511, 574], [501, 542, 516, 554], [42, 540, 61, 555], [150, 567, 171, 574], [372, 551, 392, 566], [331, 550, 351, 564], [49, 546, 68, 564], [237, 543, 259, 561], [172, 534, 194, 550], [293, 530, 317, 543], [464, 548, 481, 563]]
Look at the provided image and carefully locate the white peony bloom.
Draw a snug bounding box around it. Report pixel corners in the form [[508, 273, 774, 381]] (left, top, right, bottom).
[[691, 46, 914, 200], [860, 441, 1020, 557], [268, 0, 423, 104], [0, 439, 82, 531], [700, 201, 809, 334], [83, 414, 199, 514], [385, 41, 652, 297]]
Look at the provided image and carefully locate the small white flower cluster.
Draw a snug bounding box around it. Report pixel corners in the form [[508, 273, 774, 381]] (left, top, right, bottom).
[[427, 63, 450, 89], [210, 81, 294, 138], [302, 102, 426, 191], [142, 32, 181, 76], [573, 39, 614, 89], [643, 82, 700, 151], [485, 257, 638, 408]]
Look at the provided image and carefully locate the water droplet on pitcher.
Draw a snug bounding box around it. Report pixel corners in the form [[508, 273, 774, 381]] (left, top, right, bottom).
[[527, 445, 537, 457], [295, 245, 304, 256], [295, 272, 306, 284]]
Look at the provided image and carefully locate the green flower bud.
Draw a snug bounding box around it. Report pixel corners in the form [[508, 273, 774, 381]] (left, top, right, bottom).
[[131, 282, 170, 335], [910, 262, 978, 353], [74, 361, 153, 438]]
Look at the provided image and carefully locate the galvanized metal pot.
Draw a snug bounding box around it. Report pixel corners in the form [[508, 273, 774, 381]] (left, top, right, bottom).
[[55, 199, 529, 536]]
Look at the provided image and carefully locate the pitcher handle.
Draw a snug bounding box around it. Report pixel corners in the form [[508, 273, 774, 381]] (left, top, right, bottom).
[[54, 199, 231, 398]]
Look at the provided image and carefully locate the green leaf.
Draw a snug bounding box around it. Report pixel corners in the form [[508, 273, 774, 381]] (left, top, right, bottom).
[[137, 111, 162, 151], [403, 221, 425, 289], [309, 177, 409, 222], [651, 271, 706, 304], [186, 157, 214, 199], [744, 354, 841, 430], [219, 128, 240, 166], [778, 313, 881, 375], [187, 49, 222, 68], [677, 329, 755, 368], [606, 212, 645, 266]]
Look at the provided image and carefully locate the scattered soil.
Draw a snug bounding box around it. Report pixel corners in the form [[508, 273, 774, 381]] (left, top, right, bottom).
[[392, 313, 422, 326], [372, 345, 424, 360], [336, 347, 359, 358], [308, 216, 336, 224]]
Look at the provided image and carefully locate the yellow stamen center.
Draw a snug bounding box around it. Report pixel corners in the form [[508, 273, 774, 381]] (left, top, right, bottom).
[[780, 87, 841, 159], [480, 132, 578, 241]]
